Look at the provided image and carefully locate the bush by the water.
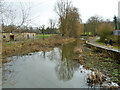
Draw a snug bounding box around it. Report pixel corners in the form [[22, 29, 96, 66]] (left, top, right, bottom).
[[107, 35, 120, 46], [96, 23, 113, 42]]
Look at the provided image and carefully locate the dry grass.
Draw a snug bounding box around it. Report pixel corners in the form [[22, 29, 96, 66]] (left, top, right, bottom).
[[87, 69, 106, 85], [74, 47, 83, 54], [2, 35, 75, 63]]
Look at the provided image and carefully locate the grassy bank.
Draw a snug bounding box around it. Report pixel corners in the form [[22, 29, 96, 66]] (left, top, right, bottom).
[[84, 48, 120, 86], [96, 39, 120, 49], [74, 43, 120, 86], [36, 34, 56, 39], [2, 35, 75, 63]]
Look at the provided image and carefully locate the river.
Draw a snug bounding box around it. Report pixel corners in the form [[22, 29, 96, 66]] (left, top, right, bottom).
[[2, 40, 118, 88]]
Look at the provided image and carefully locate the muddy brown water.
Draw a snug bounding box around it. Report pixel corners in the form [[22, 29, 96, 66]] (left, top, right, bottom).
[[2, 40, 118, 88]]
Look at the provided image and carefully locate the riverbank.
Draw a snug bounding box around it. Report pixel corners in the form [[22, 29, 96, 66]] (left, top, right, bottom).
[[73, 40, 120, 87], [96, 39, 120, 49], [82, 36, 120, 49], [85, 48, 119, 86], [2, 37, 120, 88], [2, 35, 75, 63]]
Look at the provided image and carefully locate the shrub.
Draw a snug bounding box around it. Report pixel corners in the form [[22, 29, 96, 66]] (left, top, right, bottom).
[[108, 35, 120, 46], [96, 23, 113, 42]]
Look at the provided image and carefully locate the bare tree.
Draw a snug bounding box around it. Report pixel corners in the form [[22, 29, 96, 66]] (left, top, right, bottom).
[[0, 1, 17, 26], [39, 25, 45, 40], [54, 0, 83, 37], [54, 0, 73, 36], [49, 19, 56, 34], [19, 2, 31, 27], [0, 0, 7, 25], [85, 16, 103, 35], [1, 1, 31, 32], [96, 22, 113, 41]]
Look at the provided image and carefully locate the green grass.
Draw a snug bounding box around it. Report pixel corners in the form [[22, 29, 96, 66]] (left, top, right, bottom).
[[113, 46, 120, 49], [36, 34, 55, 39], [96, 39, 105, 45], [6, 42, 12, 46], [96, 39, 120, 49]]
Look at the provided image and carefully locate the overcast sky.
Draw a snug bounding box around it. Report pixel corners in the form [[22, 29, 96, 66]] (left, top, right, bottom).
[[4, 0, 120, 27]]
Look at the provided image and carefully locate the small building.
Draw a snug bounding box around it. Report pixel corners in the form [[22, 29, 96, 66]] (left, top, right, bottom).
[[113, 30, 120, 36], [2, 33, 36, 41]]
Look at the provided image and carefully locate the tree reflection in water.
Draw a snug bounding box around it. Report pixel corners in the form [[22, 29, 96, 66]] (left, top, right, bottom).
[[54, 39, 84, 81], [39, 39, 84, 81]]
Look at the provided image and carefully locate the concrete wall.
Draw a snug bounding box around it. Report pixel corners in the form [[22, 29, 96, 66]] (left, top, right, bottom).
[[24, 33, 36, 39], [113, 30, 120, 35], [3, 33, 10, 41], [2, 33, 36, 41]]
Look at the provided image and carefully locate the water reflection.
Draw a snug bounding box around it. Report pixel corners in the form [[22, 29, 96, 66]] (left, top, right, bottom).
[[2, 39, 91, 88], [42, 51, 46, 59], [55, 40, 81, 81], [40, 39, 84, 81]]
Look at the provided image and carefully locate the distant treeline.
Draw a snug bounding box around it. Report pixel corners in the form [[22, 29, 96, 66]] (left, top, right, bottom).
[[2, 24, 59, 34]]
